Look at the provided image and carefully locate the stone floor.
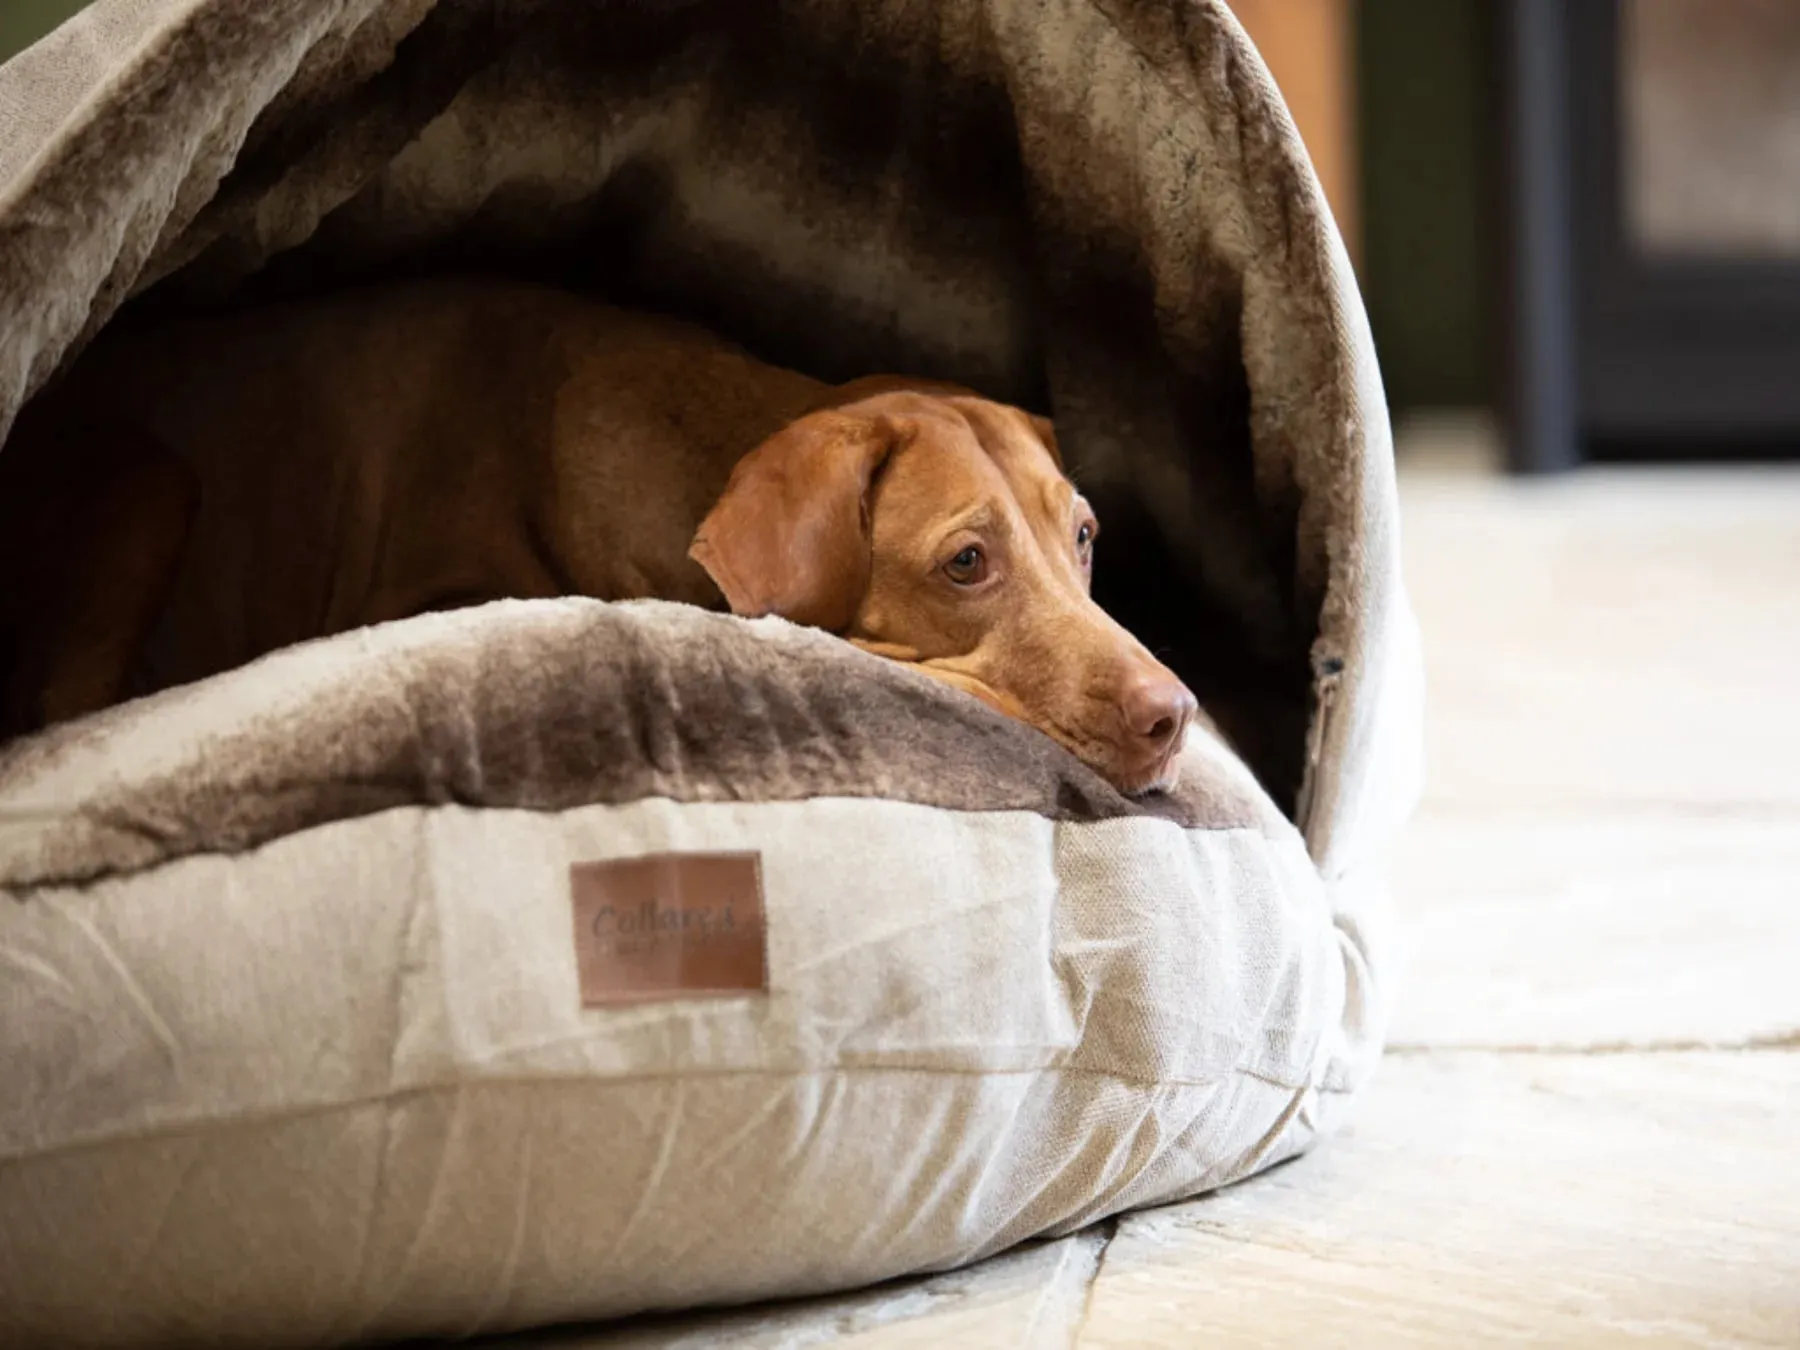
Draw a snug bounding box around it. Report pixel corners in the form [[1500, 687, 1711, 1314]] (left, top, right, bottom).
[[490, 447, 1800, 1347]]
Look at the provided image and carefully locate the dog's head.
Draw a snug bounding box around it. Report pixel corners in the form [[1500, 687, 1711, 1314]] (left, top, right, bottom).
[[689, 386, 1196, 795]]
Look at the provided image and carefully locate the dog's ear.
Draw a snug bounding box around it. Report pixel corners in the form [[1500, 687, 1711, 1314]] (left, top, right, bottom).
[[1025, 412, 1062, 469], [690, 410, 908, 631]]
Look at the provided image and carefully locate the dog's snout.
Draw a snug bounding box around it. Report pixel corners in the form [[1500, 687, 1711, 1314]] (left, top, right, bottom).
[[1122, 671, 1198, 749]]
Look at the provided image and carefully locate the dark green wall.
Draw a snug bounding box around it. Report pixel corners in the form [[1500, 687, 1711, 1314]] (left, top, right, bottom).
[[0, 0, 89, 64], [1356, 0, 1496, 413]]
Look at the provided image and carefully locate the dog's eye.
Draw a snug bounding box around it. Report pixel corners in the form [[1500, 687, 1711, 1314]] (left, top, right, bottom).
[[944, 545, 987, 585], [1076, 521, 1096, 557]]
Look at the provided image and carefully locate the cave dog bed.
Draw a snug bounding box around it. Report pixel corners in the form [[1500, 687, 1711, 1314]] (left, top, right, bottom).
[[0, 2, 1423, 1345]]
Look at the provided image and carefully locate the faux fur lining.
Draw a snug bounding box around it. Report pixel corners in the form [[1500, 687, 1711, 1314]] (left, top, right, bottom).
[[0, 599, 1285, 891]]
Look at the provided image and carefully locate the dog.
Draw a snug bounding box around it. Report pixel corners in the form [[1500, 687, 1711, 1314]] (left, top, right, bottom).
[[0, 278, 1197, 794]]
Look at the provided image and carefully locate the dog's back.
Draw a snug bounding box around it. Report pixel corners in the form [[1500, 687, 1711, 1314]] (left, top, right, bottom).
[[0, 280, 825, 729]]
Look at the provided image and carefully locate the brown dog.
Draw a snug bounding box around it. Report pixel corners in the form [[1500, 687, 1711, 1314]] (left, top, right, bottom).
[[0, 279, 1196, 793]]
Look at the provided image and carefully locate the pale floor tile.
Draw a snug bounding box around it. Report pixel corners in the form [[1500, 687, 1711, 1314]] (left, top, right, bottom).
[[1390, 461, 1800, 1048], [482, 1230, 1105, 1349], [478, 1238, 1094, 1350], [1388, 812, 1800, 1048], [1076, 1052, 1800, 1349], [1398, 462, 1800, 813]]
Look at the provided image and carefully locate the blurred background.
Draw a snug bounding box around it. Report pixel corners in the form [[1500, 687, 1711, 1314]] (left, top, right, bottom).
[[1233, 0, 1800, 474], [1255, 0, 1800, 476]]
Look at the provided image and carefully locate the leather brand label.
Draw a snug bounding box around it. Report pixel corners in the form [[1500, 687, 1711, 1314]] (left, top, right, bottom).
[[570, 851, 767, 1006]]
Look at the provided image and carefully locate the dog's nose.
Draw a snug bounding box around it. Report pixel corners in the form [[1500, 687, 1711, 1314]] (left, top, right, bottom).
[[1121, 671, 1198, 750]]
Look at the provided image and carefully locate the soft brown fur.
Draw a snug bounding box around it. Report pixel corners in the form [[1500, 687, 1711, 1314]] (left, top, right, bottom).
[[0, 278, 1195, 794]]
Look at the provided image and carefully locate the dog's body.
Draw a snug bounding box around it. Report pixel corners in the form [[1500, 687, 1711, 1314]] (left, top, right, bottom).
[[0, 278, 1196, 792], [3, 283, 816, 702]]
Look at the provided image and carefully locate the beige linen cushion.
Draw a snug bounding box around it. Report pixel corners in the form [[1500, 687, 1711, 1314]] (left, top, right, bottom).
[[0, 599, 1378, 1347]]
